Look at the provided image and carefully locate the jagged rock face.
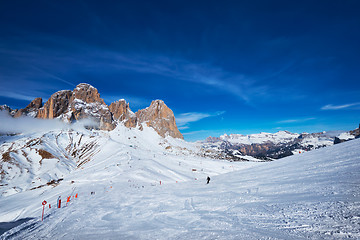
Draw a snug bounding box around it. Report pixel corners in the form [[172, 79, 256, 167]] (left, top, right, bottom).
[[109, 99, 183, 138], [136, 100, 183, 139], [70, 83, 105, 105], [37, 84, 115, 130], [109, 100, 128, 120], [37, 91, 72, 119], [109, 100, 137, 128], [14, 98, 42, 118], [67, 84, 115, 130]]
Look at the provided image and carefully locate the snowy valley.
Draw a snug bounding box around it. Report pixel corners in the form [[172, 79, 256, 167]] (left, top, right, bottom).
[[0, 83, 359, 239], [0, 125, 359, 239]]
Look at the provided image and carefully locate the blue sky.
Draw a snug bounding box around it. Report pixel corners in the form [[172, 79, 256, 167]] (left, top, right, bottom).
[[0, 0, 359, 141]]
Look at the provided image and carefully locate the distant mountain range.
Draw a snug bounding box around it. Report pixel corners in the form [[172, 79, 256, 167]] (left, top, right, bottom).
[[199, 129, 360, 161], [1, 84, 359, 238], [1, 83, 360, 199], [1, 83, 359, 167]]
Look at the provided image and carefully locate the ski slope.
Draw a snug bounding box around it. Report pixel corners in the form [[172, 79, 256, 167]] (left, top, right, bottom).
[[0, 125, 247, 225], [1, 132, 360, 239]]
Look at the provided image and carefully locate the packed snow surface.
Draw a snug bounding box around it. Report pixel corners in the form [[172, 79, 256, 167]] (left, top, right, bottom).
[[0, 127, 359, 239]]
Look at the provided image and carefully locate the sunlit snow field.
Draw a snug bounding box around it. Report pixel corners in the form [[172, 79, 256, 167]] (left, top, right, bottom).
[[0, 126, 359, 239]]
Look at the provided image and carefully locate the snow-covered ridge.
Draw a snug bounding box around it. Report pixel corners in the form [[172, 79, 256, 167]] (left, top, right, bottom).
[[0, 123, 201, 198], [0, 129, 102, 196]]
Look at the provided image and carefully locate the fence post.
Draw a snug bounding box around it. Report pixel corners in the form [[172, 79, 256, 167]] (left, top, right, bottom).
[[41, 200, 47, 221]]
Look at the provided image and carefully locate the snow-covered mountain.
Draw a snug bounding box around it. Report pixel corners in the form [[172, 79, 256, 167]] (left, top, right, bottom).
[[219, 131, 301, 145], [1, 83, 360, 239], [201, 129, 359, 161], [1, 129, 359, 239], [0, 83, 183, 139], [0, 124, 196, 198]]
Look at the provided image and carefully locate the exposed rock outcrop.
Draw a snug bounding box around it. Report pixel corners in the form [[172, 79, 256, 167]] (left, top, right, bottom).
[[37, 84, 115, 130], [136, 100, 183, 139], [1, 98, 42, 118], [350, 127, 360, 139], [8, 98, 42, 118], [71, 83, 104, 104], [37, 90, 72, 119], [334, 128, 359, 144], [109, 100, 137, 128], [67, 84, 115, 131]]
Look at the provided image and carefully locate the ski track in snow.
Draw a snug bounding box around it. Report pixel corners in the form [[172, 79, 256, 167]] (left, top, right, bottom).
[[0, 126, 359, 239]]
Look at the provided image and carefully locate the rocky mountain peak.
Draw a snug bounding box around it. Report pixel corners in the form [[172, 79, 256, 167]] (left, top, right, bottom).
[[68, 84, 114, 130], [36, 84, 115, 130], [27, 97, 42, 109], [1, 84, 183, 138], [136, 100, 183, 139], [141, 100, 172, 119], [109, 99, 137, 128], [13, 97, 43, 118], [0, 99, 43, 118], [71, 83, 105, 104], [37, 90, 72, 119], [109, 99, 131, 119]]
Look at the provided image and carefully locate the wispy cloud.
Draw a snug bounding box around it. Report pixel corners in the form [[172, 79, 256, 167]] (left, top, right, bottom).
[[107, 54, 266, 103], [0, 34, 271, 105], [176, 111, 225, 130], [0, 91, 38, 102], [277, 117, 316, 124], [321, 103, 360, 110], [182, 130, 208, 136], [31, 66, 76, 87]]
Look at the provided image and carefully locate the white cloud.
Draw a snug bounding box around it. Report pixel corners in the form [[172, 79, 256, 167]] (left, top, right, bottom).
[[176, 111, 225, 129], [0, 112, 97, 134], [182, 130, 208, 136], [94, 52, 266, 103], [1, 39, 271, 105], [176, 112, 211, 126], [277, 117, 315, 124], [32, 66, 75, 87], [321, 103, 360, 110], [0, 91, 37, 102]]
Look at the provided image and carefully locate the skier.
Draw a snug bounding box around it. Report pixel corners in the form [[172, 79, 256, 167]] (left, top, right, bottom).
[[206, 176, 210, 184]]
